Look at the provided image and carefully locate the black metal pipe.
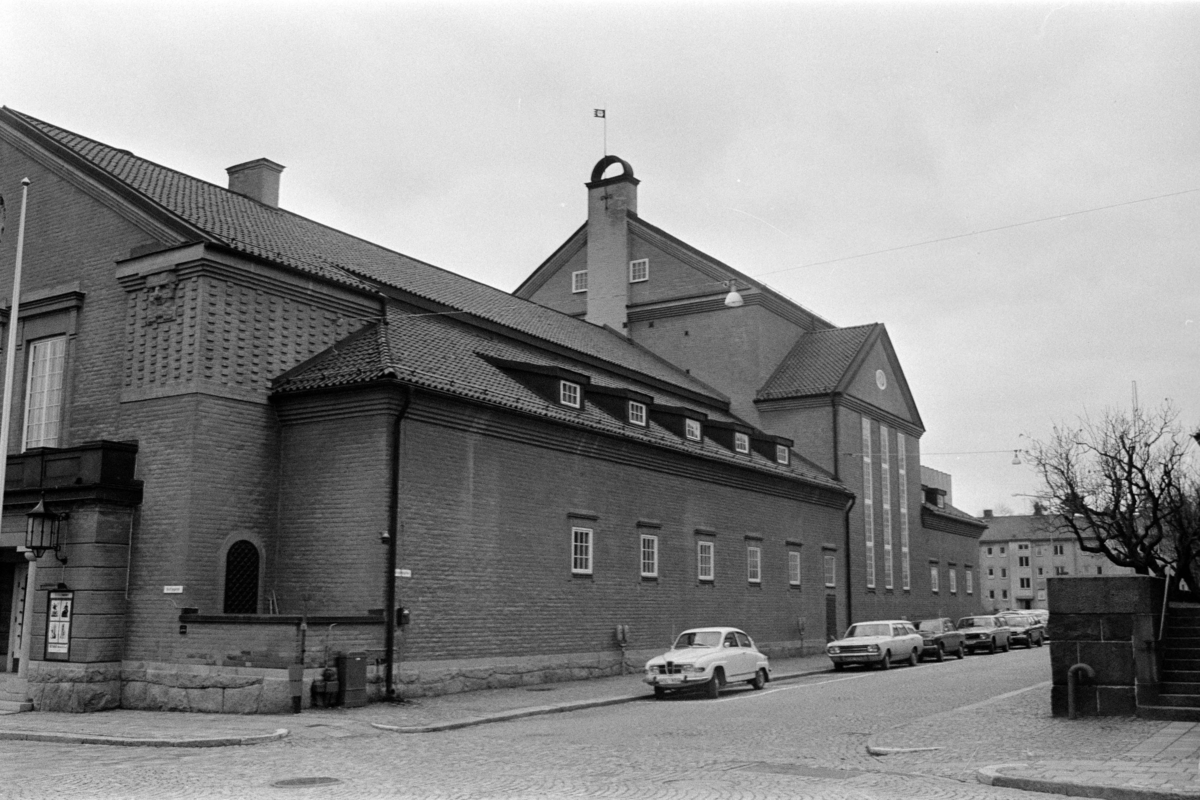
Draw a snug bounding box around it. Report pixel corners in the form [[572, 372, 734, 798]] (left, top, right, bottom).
[[384, 385, 412, 701]]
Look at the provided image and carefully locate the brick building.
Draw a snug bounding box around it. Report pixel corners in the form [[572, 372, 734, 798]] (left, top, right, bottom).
[[0, 111, 983, 714], [979, 506, 1136, 611]]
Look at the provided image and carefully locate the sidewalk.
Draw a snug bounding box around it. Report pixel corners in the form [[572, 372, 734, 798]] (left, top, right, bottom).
[[2, 654, 1199, 799]]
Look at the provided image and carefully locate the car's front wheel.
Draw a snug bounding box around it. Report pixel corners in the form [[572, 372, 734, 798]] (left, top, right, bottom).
[[906, 648, 919, 667], [750, 669, 767, 690], [935, 643, 946, 662], [988, 638, 997, 654], [1001, 638, 1010, 652], [705, 670, 722, 699], [879, 651, 891, 670], [956, 643, 965, 659], [1035, 634, 1044, 647]]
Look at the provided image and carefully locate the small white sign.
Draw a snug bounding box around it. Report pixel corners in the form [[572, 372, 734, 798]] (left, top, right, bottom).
[[395, 569, 412, 578], [163, 585, 184, 594]]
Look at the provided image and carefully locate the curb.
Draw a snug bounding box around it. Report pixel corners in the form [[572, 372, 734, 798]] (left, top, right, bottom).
[[0, 727, 289, 748], [978, 764, 1200, 800], [375, 666, 829, 734]]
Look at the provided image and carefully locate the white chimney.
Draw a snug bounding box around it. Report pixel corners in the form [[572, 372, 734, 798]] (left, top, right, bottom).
[[226, 158, 285, 208], [584, 156, 638, 334]]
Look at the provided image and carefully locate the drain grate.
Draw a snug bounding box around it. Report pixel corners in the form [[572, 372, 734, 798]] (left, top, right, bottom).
[[271, 777, 342, 788]]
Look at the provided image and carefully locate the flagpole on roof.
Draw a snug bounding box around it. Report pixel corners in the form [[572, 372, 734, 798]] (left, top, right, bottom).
[[0, 178, 31, 675], [594, 109, 607, 155]]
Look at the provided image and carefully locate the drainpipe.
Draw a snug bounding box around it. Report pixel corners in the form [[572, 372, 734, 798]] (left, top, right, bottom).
[[833, 398, 853, 627], [384, 382, 412, 702]]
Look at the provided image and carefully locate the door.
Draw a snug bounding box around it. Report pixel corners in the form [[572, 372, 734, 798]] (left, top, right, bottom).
[[825, 594, 839, 641], [1, 557, 26, 673]]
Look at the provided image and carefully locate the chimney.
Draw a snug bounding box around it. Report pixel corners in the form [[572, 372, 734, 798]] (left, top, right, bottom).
[[226, 158, 285, 208], [1033, 502, 1045, 516], [584, 156, 638, 334], [983, 509, 993, 518]]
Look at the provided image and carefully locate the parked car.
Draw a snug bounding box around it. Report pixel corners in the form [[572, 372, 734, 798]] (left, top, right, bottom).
[[913, 617, 966, 661], [643, 627, 770, 699], [997, 612, 1046, 648], [956, 615, 1012, 654], [826, 620, 924, 670]]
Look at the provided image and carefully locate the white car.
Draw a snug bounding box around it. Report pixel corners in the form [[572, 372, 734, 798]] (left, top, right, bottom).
[[825, 620, 924, 670], [644, 627, 771, 699]]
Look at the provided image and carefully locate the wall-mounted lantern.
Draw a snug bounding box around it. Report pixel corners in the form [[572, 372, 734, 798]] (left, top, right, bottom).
[[25, 495, 69, 563]]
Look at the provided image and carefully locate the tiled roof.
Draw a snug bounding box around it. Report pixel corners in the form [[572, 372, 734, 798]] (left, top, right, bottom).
[[272, 306, 845, 492], [4, 108, 725, 405], [757, 324, 878, 401]]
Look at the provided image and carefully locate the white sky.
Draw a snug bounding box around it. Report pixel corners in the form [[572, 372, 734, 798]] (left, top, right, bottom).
[[4, 0, 1198, 517]]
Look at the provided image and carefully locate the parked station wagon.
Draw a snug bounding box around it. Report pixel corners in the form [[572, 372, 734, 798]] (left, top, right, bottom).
[[826, 620, 923, 670], [957, 615, 1012, 654], [644, 627, 770, 698]]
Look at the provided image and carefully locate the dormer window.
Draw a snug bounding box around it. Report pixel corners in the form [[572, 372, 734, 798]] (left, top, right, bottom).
[[775, 445, 789, 465], [559, 380, 581, 408], [629, 259, 648, 283], [628, 401, 647, 426], [734, 432, 750, 454], [571, 270, 588, 293], [685, 418, 702, 441]]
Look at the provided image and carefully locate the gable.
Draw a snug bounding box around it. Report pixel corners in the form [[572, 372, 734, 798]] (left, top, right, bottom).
[[842, 334, 923, 432]]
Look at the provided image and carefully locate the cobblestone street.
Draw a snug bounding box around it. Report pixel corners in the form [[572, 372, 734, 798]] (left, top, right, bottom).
[[0, 650, 1094, 799]]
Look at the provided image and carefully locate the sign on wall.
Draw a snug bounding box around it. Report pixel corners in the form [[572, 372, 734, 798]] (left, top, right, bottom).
[[45, 590, 73, 661]]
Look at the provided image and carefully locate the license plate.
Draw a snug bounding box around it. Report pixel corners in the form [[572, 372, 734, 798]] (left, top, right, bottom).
[[658, 675, 685, 684]]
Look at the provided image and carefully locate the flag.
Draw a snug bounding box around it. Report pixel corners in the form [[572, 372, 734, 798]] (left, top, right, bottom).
[[594, 109, 606, 118]]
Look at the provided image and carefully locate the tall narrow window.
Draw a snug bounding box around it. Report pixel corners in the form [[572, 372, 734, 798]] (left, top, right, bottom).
[[640, 534, 658, 578], [697, 540, 714, 581], [897, 433, 910, 590], [746, 546, 761, 584], [966, 569, 974, 595], [824, 554, 836, 587], [24, 336, 66, 450], [930, 565, 940, 593], [789, 551, 801, 586], [880, 424, 893, 590], [572, 527, 593, 574], [949, 569, 958, 594], [223, 540, 260, 614], [861, 418, 875, 588]]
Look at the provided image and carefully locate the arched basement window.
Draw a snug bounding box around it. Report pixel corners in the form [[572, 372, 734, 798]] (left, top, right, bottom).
[[223, 540, 260, 614]]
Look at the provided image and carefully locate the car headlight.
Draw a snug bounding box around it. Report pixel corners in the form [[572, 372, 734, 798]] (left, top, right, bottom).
[[827, 646, 841, 654], [867, 644, 880, 653]]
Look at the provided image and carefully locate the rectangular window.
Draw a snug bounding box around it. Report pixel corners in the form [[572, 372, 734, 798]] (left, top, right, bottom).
[[880, 424, 893, 590], [789, 551, 801, 586], [897, 433, 910, 590], [861, 418, 875, 589], [988, 567, 994, 578], [628, 258, 649, 283], [949, 569, 957, 594], [1097, 566, 1103, 575], [697, 541, 714, 581], [1038, 567, 1044, 576], [559, 380, 581, 408], [1053, 544, 1065, 556], [966, 569, 974, 594], [930, 565, 939, 593], [746, 546, 761, 584], [640, 534, 658, 578], [1000, 546, 1006, 555], [986, 547, 993, 556], [571, 270, 588, 293], [571, 527, 593, 574], [776, 444, 789, 465], [1002, 589, 1009, 599], [1018, 556, 1030, 567], [685, 418, 701, 441], [989, 589, 995, 599], [824, 554, 836, 587], [1018, 543, 1029, 550], [1001, 568, 1007, 578], [1020, 577, 1031, 588], [1055, 566, 1068, 576], [628, 401, 647, 426], [734, 432, 750, 453], [24, 335, 66, 450]]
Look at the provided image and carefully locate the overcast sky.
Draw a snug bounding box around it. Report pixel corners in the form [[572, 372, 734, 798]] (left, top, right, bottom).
[[4, 1, 1197, 517]]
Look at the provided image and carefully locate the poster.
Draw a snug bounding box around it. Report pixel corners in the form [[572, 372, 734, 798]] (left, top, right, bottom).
[[45, 590, 73, 661]]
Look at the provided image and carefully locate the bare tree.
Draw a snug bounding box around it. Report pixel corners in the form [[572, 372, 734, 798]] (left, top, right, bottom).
[[1028, 401, 1200, 596]]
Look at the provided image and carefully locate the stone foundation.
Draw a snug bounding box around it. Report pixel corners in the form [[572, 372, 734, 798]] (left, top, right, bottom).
[[27, 661, 122, 713]]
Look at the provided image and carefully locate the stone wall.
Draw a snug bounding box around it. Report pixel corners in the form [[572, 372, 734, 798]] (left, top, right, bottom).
[[1048, 575, 1164, 717]]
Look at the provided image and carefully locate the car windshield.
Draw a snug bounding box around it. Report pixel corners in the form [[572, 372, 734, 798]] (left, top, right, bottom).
[[914, 620, 942, 632], [958, 617, 994, 629], [845, 623, 891, 638], [673, 631, 722, 648]]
